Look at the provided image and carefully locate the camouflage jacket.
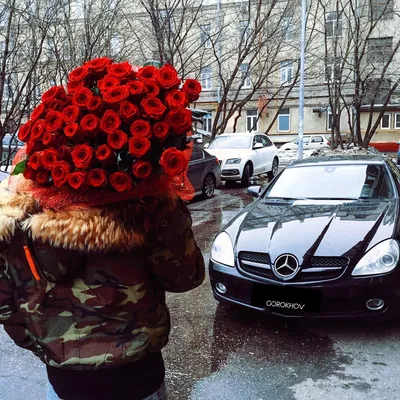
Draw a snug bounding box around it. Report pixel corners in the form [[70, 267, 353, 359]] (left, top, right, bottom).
[[0, 189, 204, 370]]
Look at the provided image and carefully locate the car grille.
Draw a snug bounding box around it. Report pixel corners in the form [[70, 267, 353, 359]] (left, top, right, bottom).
[[238, 252, 349, 282]]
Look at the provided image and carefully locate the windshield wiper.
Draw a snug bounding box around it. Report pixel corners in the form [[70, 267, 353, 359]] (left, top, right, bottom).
[[264, 197, 305, 201]]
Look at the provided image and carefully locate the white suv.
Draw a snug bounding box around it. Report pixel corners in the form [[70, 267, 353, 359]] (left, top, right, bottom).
[[281, 135, 330, 151], [205, 133, 279, 186]]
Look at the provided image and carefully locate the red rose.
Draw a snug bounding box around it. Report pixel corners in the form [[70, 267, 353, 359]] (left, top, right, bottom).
[[62, 105, 80, 123], [68, 171, 88, 190], [159, 147, 188, 175], [103, 85, 129, 103], [26, 140, 44, 156], [153, 122, 170, 140], [165, 89, 189, 109], [130, 119, 151, 138], [107, 62, 134, 79], [119, 101, 139, 122], [30, 103, 45, 121], [145, 81, 160, 97], [132, 161, 153, 179], [28, 151, 43, 170], [36, 170, 50, 185], [182, 79, 202, 101], [57, 145, 72, 161], [141, 97, 166, 120], [100, 109, 121, 133], [87, 96, 103, 112], [155, 64, 181, 89], [31, 119, 46, 140], [51, 161, 70, 187], [64, 123, 82, 142], [18, 120, 32, 142], [42, 149, 59, 170], [71, 144, 93, 169], [107, 130, 128, 150], [137, 66, 157, 83], [72, 87, 93, 108], [80, 114, 100, 137], [43, 132, 65, 147], [86, 57, 112, 72], [128, 136, 151, 158], [127, 81, 146, 97], [165, 107, 192, 135], [88, 168, 108, 188], [54, 87, 68, 105], [68, 66, 89, 82], [67, 80, 85, 94], [42, 86, 60, 104], [23, 165, 36, 180], [44, 110, 63, 132], [96, 144, 115, 164], [109, 172, 133, 192], [98, 76, 119, 92]]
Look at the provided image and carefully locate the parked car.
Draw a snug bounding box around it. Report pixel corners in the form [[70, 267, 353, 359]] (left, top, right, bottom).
[[281, 135, 330, 151], [2, 134, 24, 165], [210, 154, 400, 319], [205, 133, 279, 186], [187, 145, 221, 199]]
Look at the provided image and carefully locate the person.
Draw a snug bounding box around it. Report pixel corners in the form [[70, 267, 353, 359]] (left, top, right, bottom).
[[0, 58, 205, 400]]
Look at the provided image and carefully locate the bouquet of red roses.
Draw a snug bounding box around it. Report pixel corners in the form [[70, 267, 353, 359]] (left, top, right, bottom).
[[16, 58, 202, 194]]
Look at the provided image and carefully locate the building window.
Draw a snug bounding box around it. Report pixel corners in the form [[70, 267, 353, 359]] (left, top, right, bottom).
[[200, 24, 211, 48], [203, 112, 212, 132], [239, 20, 251, 42], [395, 113, 400, 129], [368, 37, 393, 64], [281, 16, 293, 41], [246, 109, 258, 132], [381, 113, 391, 129], [111, 34, 122, 56], [325, 57, 341, 82], [327, 110, 333, 130], [326, 12, 342, 38], [280, 61, 293, 84], [240, 63, 251, 88], [370, 0, 393, 20], [201, 66, 212, 90], [278, 108, 290, 132]]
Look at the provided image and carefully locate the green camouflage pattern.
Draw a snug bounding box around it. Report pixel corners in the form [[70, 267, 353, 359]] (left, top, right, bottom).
[[0, 199, 205, 370]]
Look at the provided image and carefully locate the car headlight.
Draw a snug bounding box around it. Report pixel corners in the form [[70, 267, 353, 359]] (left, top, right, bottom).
[[226, 158, 242, 165], [352, 239, 400, 276], [211, 232, 235, 267]]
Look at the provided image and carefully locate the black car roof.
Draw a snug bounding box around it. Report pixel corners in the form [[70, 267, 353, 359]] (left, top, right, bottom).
[[288, 155, 387, 168]]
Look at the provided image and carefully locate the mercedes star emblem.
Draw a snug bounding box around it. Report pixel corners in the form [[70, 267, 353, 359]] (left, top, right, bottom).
[[273, 254, 300, 281]]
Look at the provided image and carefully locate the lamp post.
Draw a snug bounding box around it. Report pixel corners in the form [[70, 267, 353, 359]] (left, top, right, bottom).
[[297, 0, 307, 160]]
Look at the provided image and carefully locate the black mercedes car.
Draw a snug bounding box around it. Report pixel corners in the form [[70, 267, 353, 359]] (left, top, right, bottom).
[[209, 155, 400, 319]]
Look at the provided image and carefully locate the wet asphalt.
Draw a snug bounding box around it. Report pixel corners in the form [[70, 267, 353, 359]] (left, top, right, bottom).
[[2, 178, 400, 399]]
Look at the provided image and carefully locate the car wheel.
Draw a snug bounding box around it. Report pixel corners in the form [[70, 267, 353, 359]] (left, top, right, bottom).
[[240, 163, 252, 187], [202, 174, 215, 199], [267, 158, 279, 180]]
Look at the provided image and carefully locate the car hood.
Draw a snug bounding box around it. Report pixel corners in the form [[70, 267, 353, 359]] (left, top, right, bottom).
[[226, 198, 397, 265], [205, 149, 251, 160]]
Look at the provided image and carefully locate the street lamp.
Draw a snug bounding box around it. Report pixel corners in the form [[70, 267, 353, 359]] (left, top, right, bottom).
[[297, 0, 307, 160]]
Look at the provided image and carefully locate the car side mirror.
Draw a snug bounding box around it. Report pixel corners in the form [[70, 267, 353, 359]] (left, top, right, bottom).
[[253, 143, 263, 150], [204, 143, 210, 149], [247, 186, 262, 198]]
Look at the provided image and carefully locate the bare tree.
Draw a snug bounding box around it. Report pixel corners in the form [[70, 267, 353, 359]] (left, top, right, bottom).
[[314, 0, 400, 148], [0, 0, 60, 168]]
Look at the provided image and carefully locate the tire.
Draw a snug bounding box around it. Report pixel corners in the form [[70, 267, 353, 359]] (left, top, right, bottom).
[[267, 158, 279, 180], [202, 174, 215, 199], [240, 163, 252, 187]]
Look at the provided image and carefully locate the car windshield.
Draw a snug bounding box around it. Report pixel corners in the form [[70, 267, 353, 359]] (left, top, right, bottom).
[[208, 136, 251, 149], [265, 164, 394, 200]]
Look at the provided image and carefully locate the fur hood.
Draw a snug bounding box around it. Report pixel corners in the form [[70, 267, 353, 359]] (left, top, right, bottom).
[[0, 189, 178, 252]]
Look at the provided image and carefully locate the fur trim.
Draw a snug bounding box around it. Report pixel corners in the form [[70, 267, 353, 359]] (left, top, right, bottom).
[[0, 189, 178, 252]]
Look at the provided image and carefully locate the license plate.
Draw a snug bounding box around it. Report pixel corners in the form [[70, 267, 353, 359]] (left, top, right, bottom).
[[252, 284, 321, 313]]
